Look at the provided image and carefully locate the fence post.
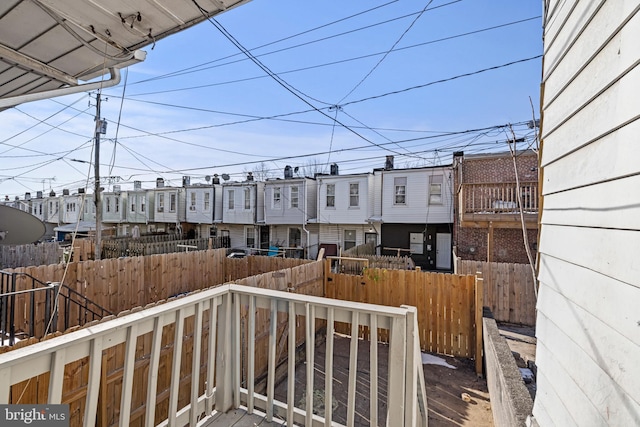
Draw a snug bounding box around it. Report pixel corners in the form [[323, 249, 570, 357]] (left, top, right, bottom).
[[50, 282, 60, 333], [475, 273, 484, 377]]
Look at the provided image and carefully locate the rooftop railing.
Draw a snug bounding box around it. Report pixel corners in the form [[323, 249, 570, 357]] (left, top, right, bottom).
[[460, 181, 538, 215]]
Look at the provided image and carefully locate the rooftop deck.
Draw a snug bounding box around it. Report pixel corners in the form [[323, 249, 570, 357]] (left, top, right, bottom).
[[459, 182, 538, 228]]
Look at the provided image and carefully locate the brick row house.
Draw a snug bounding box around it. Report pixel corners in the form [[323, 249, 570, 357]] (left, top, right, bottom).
[[453, 149, 539, 264]]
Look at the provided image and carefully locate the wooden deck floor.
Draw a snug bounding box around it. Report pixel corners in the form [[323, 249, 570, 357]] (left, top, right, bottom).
[[202, 407, 287, 427]]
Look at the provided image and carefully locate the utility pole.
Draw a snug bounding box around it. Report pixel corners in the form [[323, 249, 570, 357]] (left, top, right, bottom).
[[94, 93, 103, 260]]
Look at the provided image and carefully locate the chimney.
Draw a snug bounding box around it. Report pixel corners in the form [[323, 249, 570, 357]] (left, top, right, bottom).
[[330, 163, 339, 175], [182, 176, 191, 187], [212, 174, 220, 185], [156, 178, 165, 188], [134, 181, 142, 190], [284, 165, 293, 179], [37, 191, 43, 199], [49, 191, 56, 197], [25, 192, 31, 200], [113, 185, 121, 193], [246, 172, 254, 181], [385, 155, 394, 170], [62, 189, 70, 196], [78, 188, 85, 194]]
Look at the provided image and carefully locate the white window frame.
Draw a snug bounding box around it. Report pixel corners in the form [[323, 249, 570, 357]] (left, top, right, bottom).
[[290, 186, 299, 208], [344, 229, 356, 250], [326, 184, 335, 208], [349, 183, 359, 208], [288, 227, 302, 247], [244, 187, 251, 210], [245, 226, 256, 249], [228, 189, 235, 210], [429, 175, 443, 205], [169, 192, 177, 212], [273, 186, 282, 209], [157, 193, 164, 212], [131, 195, 136, 212], [204, 192, 210, 211], [190, 192, 196, 211], [394, 177, 407, 205]]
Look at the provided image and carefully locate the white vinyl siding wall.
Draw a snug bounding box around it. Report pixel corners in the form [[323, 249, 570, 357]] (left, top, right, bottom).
[[186, 187, 214, 224], [264, 178, 317, 225], [222, 182, 263, 224], [153, 188, 185, 223], [380, 167, 453, 224], [127, 191, 153, 223], [535, 1, 640, 425], [317, 174, 373, 224]]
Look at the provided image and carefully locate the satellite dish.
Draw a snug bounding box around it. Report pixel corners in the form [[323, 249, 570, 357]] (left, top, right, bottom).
[[205, 175, 211, 182], [0, 205, 46, 245], [221, 174, 230, 181]]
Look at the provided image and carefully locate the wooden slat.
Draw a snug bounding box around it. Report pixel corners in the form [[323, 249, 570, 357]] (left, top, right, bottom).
[[168, 309, 185, 426]]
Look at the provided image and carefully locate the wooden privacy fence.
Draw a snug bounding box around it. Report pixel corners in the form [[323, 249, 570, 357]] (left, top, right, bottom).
[[1, 250, 311, 338], [0, 241, 62, 268], [457, 260, 536, 326], [325, 261, 483, 374], [1, 261, 324, 427]]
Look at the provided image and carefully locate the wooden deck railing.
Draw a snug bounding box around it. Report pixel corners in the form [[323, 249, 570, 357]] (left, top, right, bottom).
[[460, 182, 538, 214], [0, 284, 428, 427]]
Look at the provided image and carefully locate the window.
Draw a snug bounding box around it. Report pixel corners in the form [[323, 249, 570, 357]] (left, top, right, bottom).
[[141, 196, 146, 212], [290, 186, 299, 208], [246, 226, 255, 249], [190, 192, 196, 211], [157, 194, 164, 212], [344, 230, 356, 250], [38, 204, 42, 215], [204, 193, 210, 211], [244, 188, 251, 210], [289, 227, 301, 247], [228, 190, 235, 210], [131, 195, 136, 212], [169, 193, 176, 212], [429, 175, 443, 204], [394, 177, 407, 205], [115, 197, 120, 213], [326, 184, 335, 208], [273, 187, 281, 209], [349, 183, 359, 207], [106, 197, 112, 213]]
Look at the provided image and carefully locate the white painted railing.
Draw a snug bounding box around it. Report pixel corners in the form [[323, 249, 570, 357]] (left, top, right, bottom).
[[0, 284, 428, 427]]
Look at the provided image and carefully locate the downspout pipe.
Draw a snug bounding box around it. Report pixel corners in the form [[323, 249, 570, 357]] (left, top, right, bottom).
[[302, 180, 310, 259]]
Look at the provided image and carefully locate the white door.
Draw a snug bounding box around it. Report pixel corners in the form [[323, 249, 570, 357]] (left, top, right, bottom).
[[436, 233, 452, 270]]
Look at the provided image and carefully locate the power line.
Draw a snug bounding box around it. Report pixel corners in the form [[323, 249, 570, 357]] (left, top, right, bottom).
[[130, 1, 458, 86], [338, 0, 434, 104], [342, 55, 542, 107], [124, 15, 540, 98]]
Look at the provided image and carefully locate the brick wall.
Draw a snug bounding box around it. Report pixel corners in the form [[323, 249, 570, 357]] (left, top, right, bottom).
[[455, 226, 537, 264], [454, 150, 539, 264], [456, 151, 538, 185]]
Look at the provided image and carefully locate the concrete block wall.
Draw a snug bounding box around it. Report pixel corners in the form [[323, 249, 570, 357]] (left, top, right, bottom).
[[483, 310, 534, 427]]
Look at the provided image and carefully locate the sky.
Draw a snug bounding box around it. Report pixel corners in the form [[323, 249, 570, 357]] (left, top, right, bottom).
[[0, 0, 543, 199]]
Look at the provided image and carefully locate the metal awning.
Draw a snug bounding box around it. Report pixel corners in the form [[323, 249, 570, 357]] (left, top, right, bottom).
[[0, 0, 252, 109]]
